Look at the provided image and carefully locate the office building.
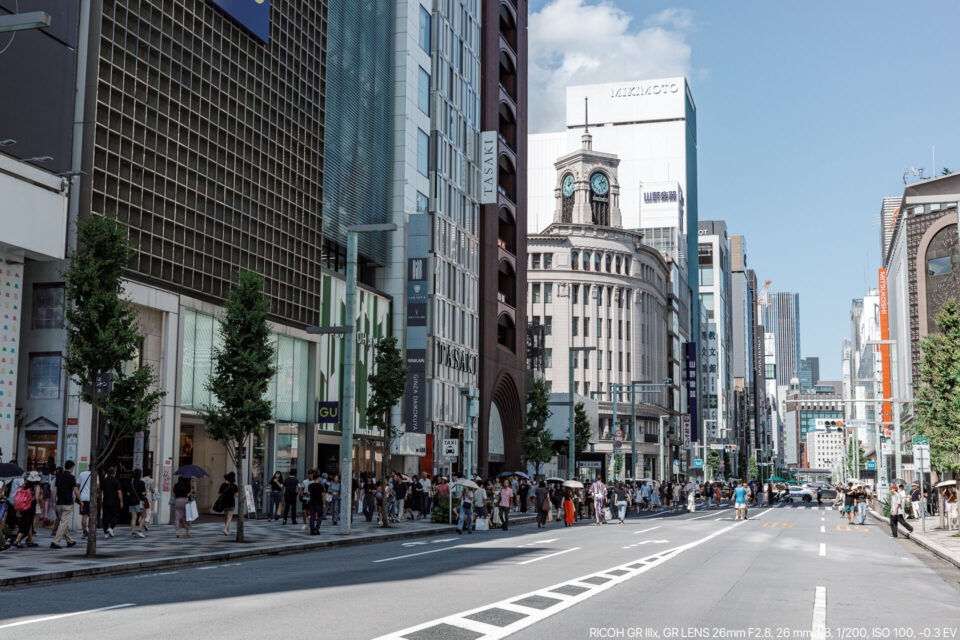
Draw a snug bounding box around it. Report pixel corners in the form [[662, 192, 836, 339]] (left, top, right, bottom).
[[698, 221, 732, 443], [799, 357, 820, 392], [764, 292, 801, 387], [783, 383, 844, 468], [806, 428, 845, 471], [879, 196, 902, 266]]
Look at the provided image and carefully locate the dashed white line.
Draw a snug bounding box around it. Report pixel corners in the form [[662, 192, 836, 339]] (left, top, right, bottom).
[[819, 543, 826, 557], [812, 586, 827, 640], [633, 526, 661, 535], [373, 544, 463, 563], [0, 604, 135, 629], [820, 526, 825, 533], [517, 546, 581, 565]]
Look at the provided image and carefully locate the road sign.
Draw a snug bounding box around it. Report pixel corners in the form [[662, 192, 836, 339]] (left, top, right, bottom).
[[694, 458, 704, 468], [613, 440, 623, 450], [672, 459, 680, 469], [866, 461, 877, 470], [915, 444, 930, 472], [912, 436, 928, 445], [614, 428, 624, 439], [442, 439, 458, 458], [710, 444, 725, 450]]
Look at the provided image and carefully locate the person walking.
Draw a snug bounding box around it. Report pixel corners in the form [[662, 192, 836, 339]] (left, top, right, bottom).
[[816, 485, 823, 506], [614, 482, 630, 524], [12, 471, 42, 548], [563, 489, 576, 527], [457, 487, 474, 534], [142, 470, 154, 530], [172, 477, 193, 538], [844, 482, 857, 524], [889, 484, 914, 538], [498, 479, 513, 531], [300, 469, 315, 530], [267, 471, 283, 521], [362, 477, 377, 522], [77, 466, 92, 538], [687, 485, 697, 513], [734, 481, 749, 520], [282, 470, 299, 525], [534, 481, 549, 528], [855, 484, 868, 526], [519, 479, 530, 514], [218, 472, 239, 536], [128, 468, 148, 538], [307, 473, 326, 535], [590, 478, 607, 525], [329, 474, 342, 525], [51, 460, 80, 549], [910, 483, 922, 520], [99, 467, 123, 537]]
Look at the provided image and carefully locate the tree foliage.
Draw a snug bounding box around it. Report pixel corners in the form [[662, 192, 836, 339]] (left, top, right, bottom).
[[574, 402, 591, 455], [844, 437, 865, 478], [914, 300, 960, 473], [204, 270, 276, 542], [748, 456, 758, 481], [522, 377, 553, 476], [366, 335, 406, 526], [63, 215, 164, 557]]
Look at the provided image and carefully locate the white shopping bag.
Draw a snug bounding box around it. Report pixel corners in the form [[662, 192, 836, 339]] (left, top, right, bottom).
[[185, 500, 199, 522], [475, 518, 489, 531]]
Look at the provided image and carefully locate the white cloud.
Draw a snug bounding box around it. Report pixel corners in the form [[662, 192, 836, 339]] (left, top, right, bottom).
[[528, 0, 693, 133]]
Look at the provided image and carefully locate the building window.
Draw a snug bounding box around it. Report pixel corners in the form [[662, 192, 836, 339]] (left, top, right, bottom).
[[545, 348, 553, 368], [544, 284, 552, 303], [571, 250, 579, 270], [418, 67, 430, 115], [543, 254, 553, 270], [584, 317, 590, 337], [32, 284, 65, 329], [416, 191, 429, 214], [583, 251, 590, 271], [624, 257, 631, 275], [597, 317, 602, 338], [618, 352, 623, 371], [700, 267, 714, 286], [699, 243, 713, 266], [627, 353, 631, 372], [417, 129, 429, 176], [608, 351, 612, 370], [545, 380, 552, 393], [618, 320, 623, 339], [597, 351, 602, 370], [571, 284, 579, 304], [532, 315, 540, 326], [626, 321, 630, 340], [572, 317, 579, 336], [532, 283, 540, 303], [584, 381, 590, 396], [29, 352, 61, 399], [418, 5, 431, 52], [531, 253, 541, 269], [595, 253, 602, 271], [606, 254, 612, 272], [544, 316, 552, 335], [574, 382, 579, 394], [608, 319, 612, 336], [583, 352, 589, 368], [928, 256, 951, 276], [607, 286, 613, 307]]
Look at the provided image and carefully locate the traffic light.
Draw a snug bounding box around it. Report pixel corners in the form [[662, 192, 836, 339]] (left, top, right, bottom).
[[815, 418, 844, 432]]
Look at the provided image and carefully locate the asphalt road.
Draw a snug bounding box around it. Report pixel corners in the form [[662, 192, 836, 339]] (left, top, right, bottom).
[[2, 502, 959, 640]]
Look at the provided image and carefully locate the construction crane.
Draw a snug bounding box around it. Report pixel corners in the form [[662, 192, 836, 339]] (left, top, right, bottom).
[[757, 279, 772, 315]]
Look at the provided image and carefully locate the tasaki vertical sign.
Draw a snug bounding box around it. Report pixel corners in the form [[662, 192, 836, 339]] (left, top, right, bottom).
[[207, 0, 271, 44]]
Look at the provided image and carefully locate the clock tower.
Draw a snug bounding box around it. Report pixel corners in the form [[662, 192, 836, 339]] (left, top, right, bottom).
[[553, 98, 622, 228]]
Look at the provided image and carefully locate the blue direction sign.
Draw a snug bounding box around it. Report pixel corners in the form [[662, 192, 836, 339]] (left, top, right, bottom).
[[866, 461, 877, 470], [694, 458, 704, 468]]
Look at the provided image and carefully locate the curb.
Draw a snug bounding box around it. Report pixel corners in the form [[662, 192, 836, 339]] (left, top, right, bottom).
[[2, 514, 537, 588], [867, 509, 960, 571]]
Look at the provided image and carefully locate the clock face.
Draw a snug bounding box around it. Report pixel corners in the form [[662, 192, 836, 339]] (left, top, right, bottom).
[[562, 174, 575, 197], [590, 172, 609, 196]]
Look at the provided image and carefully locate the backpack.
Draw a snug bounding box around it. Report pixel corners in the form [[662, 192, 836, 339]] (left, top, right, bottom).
[[14, 486, 33, 512]]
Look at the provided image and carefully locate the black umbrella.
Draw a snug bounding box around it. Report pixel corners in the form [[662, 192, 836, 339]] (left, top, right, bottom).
[[0, 463, 24, 477], [174, 464, 209, 479]]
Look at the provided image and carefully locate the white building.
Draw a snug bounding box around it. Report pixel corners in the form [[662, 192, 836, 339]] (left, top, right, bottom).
[[527, 128, 672, 480], [807, 429, 845, 471], [697, 221, 732, 443]]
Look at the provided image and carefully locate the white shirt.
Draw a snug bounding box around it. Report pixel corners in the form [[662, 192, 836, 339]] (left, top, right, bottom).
[[78, 470, 92, 501], [420, 478, 432, 493], [301, 479, 312, 497], [890, 491, 904, 515]]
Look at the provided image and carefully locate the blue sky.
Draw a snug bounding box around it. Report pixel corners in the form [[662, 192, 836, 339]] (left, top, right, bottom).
[[527, 1, 960, 379]]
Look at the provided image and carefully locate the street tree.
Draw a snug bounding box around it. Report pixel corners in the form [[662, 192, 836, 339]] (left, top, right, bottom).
[[707, 450, 720, 477], [844, 437, 865, 478], [551, 401, 591, 469], [914, 300, 960, 474], [522, 377, 553, 476], [63, 215, 163, 557], [747, 456, 758, 482], [204, 270, 276, 543], [366, 335, 406, 527]]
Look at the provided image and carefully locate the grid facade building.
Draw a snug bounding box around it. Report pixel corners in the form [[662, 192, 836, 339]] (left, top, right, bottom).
[[81, 0, 328, 326]]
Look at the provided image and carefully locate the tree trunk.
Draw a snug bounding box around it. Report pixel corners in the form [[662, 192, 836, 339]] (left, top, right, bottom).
[[85, 401, 101, 557], [380, 421, 392, 528]]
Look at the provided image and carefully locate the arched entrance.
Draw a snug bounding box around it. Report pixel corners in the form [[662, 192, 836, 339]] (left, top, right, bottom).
[[483, 371, 522, 477]]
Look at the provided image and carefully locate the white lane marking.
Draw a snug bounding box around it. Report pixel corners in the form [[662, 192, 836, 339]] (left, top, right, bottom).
[[820, 526, 825, 533], [0, 604, 135, 630], [518, 538, 558, 547], [812, 586, 827, 640], [622, 539, 669, 549], [689, 511, 721, 521], [373, 544, 463, 563], [633, 526, 661, 535], [373, 521, 747, 640], [516, 546, 581, 565], [819, 543, 826, 557]]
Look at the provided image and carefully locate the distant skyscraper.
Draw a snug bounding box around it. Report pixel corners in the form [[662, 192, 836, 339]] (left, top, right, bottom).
[[764, 293, 801, 387], [799, 357, 820, 391]]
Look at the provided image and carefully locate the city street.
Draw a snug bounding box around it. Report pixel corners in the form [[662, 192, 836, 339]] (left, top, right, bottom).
[[3, 503, 958, 639]]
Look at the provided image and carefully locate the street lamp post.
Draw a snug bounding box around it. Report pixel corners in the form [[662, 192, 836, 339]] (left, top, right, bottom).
[[307, 223, 395, 535], [610, 379, 672, 480], [568, 346, 595, 478], [459, 386, 478, 477]]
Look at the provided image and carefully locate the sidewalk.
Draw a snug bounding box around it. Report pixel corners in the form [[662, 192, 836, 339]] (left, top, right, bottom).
[[0, 513, 534, 587], [868, 508, 960, 570]]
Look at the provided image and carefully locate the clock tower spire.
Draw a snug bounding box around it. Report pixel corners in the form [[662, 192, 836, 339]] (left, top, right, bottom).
[[582, 97, 592, 151]]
